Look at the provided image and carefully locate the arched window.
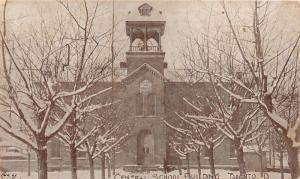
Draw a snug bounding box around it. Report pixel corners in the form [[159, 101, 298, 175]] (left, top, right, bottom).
[[147, 38, 159, 52], [131, 38, 145, 51], [145, 93, 155, 116], [136, 80, 156, 116], [136, 93, 143, 116]]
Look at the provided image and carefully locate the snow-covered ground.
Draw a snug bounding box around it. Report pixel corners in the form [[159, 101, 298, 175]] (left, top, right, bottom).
[[1, 169, 291, 179]]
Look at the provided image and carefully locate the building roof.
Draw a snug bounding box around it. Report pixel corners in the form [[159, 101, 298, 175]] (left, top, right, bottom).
[[0, 140, 26, 149], [122, 63, 168, 84], [164, 69, 210, 82]]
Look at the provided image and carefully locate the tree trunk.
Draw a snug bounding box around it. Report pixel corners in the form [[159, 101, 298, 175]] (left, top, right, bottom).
[[196, 150, 201, 177], [268, 130, 272, 166], [186, 153, 190, 179], [70, 143, 78, 179], [37, 148, 48, 179], [88, 154, 95, 179], [285, 134, 299, 179], [112, 150, 116, 175], [234, 139, 246, 176], [258, 148, 263, 177], [101, 153, 106, 179], [178, 158, 182, 175], [27, 151, 31, 176], [280, 150, 284, 179], [107, 156, 111, 178], [272, 140, 276, 168], [259, 154, 263, 177], [207, 146, 215, 176]]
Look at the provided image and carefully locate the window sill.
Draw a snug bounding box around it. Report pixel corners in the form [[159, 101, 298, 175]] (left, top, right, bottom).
[[50, 157, 62, 159], [229, 157, 237, 160], [203, 157, 209, 159]]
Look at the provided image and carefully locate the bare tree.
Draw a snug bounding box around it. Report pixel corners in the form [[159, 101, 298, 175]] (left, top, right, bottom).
[[166, 121, 199, 176], [165, 96, 224, 177], [179, 20, 265, 177], [169, 137, 193, 177], [54, 1, 127, 179], [181, 86, 265, 176], [246, 117, 269, 177], [80, 103, 128, 179], [218, 1, 300, 178], [273, 131, 286, 179], [55, 87, 112, 179], [0, 1, 113, 179], [178, 1, 300, 178]]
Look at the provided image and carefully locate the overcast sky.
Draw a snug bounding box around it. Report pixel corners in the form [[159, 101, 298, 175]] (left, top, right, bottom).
[[1, 0, 300, 69]]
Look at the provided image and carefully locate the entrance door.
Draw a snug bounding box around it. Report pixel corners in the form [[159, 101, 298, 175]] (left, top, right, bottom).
[[137, 129, 154, 165]]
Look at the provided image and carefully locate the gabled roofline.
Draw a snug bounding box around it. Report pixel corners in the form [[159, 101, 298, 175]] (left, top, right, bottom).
[[122, 63, 168, 84], [138, 3, 152, 11]]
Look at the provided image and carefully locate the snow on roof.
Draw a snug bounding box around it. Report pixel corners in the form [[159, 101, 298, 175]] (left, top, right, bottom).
[[164, 69, 210, 82]]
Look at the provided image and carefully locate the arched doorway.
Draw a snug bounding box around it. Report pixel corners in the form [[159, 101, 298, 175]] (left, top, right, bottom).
[[137, 129, 154, 165]]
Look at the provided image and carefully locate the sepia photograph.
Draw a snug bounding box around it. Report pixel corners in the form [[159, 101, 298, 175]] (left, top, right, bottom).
[[0, 0, 299, 179]]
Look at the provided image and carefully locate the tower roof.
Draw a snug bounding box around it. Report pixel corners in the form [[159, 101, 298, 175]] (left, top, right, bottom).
[[138, 3, 153, 16], [126, 3, 165, 22], [125, 3, 166, 36]]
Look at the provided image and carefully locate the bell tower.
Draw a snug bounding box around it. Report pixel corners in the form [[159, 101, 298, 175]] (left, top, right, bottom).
[[119, 3, 167, 168], [121, 3, 167, 74]]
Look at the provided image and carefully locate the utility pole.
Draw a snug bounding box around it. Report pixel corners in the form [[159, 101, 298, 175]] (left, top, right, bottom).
[[111, 0, 115, 91], [101, 1, 115, 179]]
